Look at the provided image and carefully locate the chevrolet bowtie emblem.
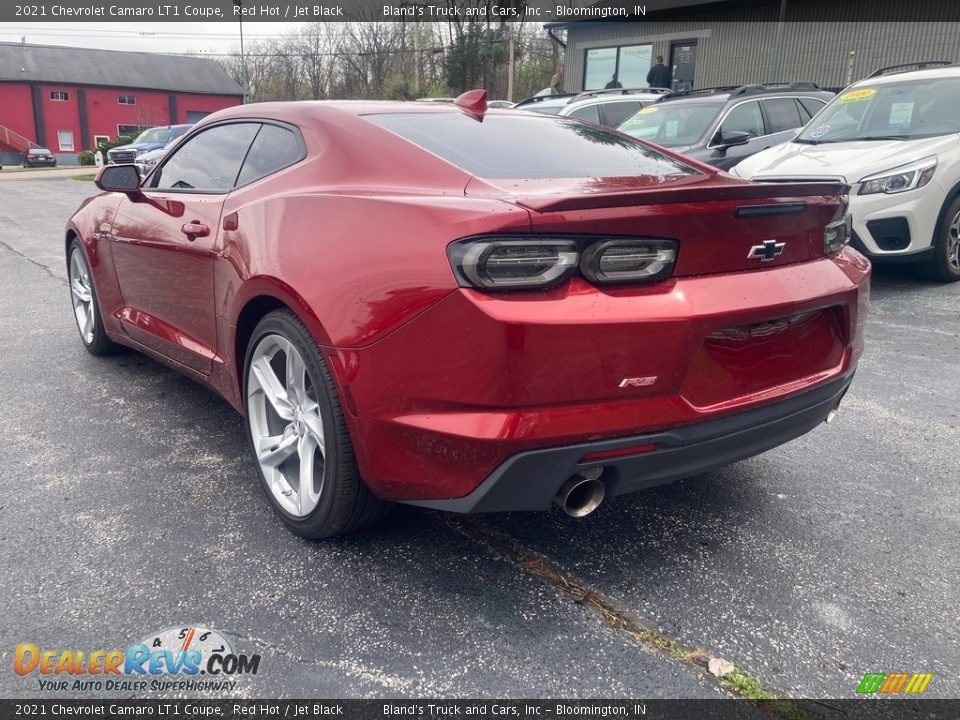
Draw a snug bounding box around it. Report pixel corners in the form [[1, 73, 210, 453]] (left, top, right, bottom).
[[748, 239, 786, 261]]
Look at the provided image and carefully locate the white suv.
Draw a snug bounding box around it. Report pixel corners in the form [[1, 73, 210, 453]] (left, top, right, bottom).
[[731, 63, 960, 281]]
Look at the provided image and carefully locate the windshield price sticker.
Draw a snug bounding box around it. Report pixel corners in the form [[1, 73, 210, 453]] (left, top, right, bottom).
[[838, 88, 877, 103]]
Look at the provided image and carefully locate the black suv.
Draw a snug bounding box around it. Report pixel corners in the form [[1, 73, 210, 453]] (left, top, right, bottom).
[[617, 83, 835, 170]]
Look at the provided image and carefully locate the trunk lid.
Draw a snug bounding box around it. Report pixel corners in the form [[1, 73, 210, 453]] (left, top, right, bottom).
[[465, 174, 849, 276]]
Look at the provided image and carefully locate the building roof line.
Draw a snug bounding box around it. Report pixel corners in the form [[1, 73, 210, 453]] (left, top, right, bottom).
[[0, 41, 242, 96]]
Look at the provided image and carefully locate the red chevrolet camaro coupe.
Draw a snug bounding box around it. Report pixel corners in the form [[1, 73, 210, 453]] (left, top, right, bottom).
[[67, 91, 870, 538]]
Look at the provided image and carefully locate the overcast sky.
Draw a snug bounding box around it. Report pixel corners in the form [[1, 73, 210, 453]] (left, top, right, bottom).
[[0, 21, 308, 55]]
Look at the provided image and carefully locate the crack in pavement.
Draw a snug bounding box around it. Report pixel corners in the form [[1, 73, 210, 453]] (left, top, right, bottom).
[[0, 238, 65, 284], [446, 516, 843, 720]]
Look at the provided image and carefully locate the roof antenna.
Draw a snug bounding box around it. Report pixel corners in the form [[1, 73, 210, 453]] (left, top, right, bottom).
[[454, 89, 487, 120]]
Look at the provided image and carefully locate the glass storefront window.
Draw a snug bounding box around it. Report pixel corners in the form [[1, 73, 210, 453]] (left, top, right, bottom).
[[618, 45, 652, 88], [584, 47, 617, 91], [584, 44, 652, 91]]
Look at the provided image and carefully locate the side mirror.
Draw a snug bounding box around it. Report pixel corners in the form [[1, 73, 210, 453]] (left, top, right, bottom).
[[718, 130, 751, 148], [95, 164, 141, 194]]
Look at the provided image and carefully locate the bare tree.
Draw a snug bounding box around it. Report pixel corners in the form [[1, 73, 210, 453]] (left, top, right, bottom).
[[211, 14, 562, 103], [293, 23, 344, 100]]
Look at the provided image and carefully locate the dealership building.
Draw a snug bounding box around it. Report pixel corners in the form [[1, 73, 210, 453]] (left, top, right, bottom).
[[0, 42, 243, 165], [551, 0, 960, 93]]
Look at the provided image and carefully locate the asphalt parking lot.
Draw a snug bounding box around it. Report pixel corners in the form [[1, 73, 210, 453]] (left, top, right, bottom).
[[0, 177, 958, 703]]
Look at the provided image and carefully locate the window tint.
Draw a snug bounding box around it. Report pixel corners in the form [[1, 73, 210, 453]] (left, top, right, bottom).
[[369, 114, 696, 179], [763, 97, 804, 133], [719, 101, 764, 140], [601, 100, 645, 128], [151, 123, 260, 192], [798, 97, 826, 119], [567, 104, 601, 123], [236, 123, 304, 186]]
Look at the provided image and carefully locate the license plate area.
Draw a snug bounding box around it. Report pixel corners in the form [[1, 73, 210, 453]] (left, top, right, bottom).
[[682, 309, 844, 410]]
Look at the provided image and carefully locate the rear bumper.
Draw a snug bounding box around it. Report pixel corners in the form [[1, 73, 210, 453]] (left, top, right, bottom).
[[332, 251, 870, 503], [405, 371, 854, 513]]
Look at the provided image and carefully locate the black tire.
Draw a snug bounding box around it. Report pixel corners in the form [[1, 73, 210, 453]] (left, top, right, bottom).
[[68, 239, 120, 356], [924, 195, 960, 282], [243, 309, 392, 539]]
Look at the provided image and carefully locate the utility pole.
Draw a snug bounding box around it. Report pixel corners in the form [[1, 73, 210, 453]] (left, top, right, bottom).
[[233, 0, 249, 103], [507, 30, 515, 102]]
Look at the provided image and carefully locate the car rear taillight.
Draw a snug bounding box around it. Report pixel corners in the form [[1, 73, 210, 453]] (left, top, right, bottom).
[[823, 215, 852, 256], [456, 239, 579, 289], [581, 240, 677, 285], [448, 236, 678, 291]]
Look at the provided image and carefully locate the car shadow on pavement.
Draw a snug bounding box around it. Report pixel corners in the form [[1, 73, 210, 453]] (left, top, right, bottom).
[[868, 263, 948, 293]]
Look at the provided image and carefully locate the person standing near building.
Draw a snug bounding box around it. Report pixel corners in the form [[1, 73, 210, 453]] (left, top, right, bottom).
[[605, 74, 623, 89], [646, 56, 672, 89], [550, 67, 565, 95]]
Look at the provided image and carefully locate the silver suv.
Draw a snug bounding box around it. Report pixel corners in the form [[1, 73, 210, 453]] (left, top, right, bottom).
[[513, 88, 672, 127]]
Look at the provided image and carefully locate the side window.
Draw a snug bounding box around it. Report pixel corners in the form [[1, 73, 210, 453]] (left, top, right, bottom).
[[763, 97, 804, 133], [601, 100, 645, 128], [798, 97, 827, 120], [150, 123, 260, 192], [235, 123, 304, 186], [568, 104, 601, 124], [718, 101, 764, 141]]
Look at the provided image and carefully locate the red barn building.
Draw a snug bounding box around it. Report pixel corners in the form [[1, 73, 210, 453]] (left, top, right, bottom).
[[0, 41, 243, 165]]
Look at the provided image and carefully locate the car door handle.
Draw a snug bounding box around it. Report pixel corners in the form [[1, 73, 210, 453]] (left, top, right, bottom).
[[181, 222, 210, 239]]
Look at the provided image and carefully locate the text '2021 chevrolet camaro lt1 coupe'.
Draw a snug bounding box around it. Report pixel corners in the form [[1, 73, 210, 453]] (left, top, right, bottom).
[[66, 91, 870, 538]]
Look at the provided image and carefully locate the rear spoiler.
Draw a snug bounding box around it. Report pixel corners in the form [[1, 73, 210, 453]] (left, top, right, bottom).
[[511, 180, 850, 214]]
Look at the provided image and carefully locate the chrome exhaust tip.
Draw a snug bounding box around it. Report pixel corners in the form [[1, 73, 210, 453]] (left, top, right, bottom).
[[825, 408, 838, 424], [553, 473, 606, 518]]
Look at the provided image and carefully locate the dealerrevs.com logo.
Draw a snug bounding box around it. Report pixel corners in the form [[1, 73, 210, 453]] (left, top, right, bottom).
[[14, 626, 261, 693]]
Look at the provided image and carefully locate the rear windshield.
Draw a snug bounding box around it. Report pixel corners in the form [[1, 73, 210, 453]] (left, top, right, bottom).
[[369, 113, 696, 179]]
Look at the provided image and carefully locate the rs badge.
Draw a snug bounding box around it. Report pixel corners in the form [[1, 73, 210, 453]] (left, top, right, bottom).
[[619, 376, 658, 388]]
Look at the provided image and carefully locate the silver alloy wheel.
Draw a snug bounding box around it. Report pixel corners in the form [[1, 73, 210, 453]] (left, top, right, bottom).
[[949, 209, 960, 272], [247, 334, 326, 518], [69, 248, 95, 344]]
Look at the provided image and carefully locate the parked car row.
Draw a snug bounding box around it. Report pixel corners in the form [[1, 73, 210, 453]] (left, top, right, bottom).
[[510, 62, 958, 281], [730, 63, 960, 281]]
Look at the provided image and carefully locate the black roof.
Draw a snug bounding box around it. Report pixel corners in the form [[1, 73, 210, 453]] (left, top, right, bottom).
[[0, 42, 243, 96]]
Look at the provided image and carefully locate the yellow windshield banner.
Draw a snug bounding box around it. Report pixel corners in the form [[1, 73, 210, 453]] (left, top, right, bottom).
[[838, 88, 877, 103]]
